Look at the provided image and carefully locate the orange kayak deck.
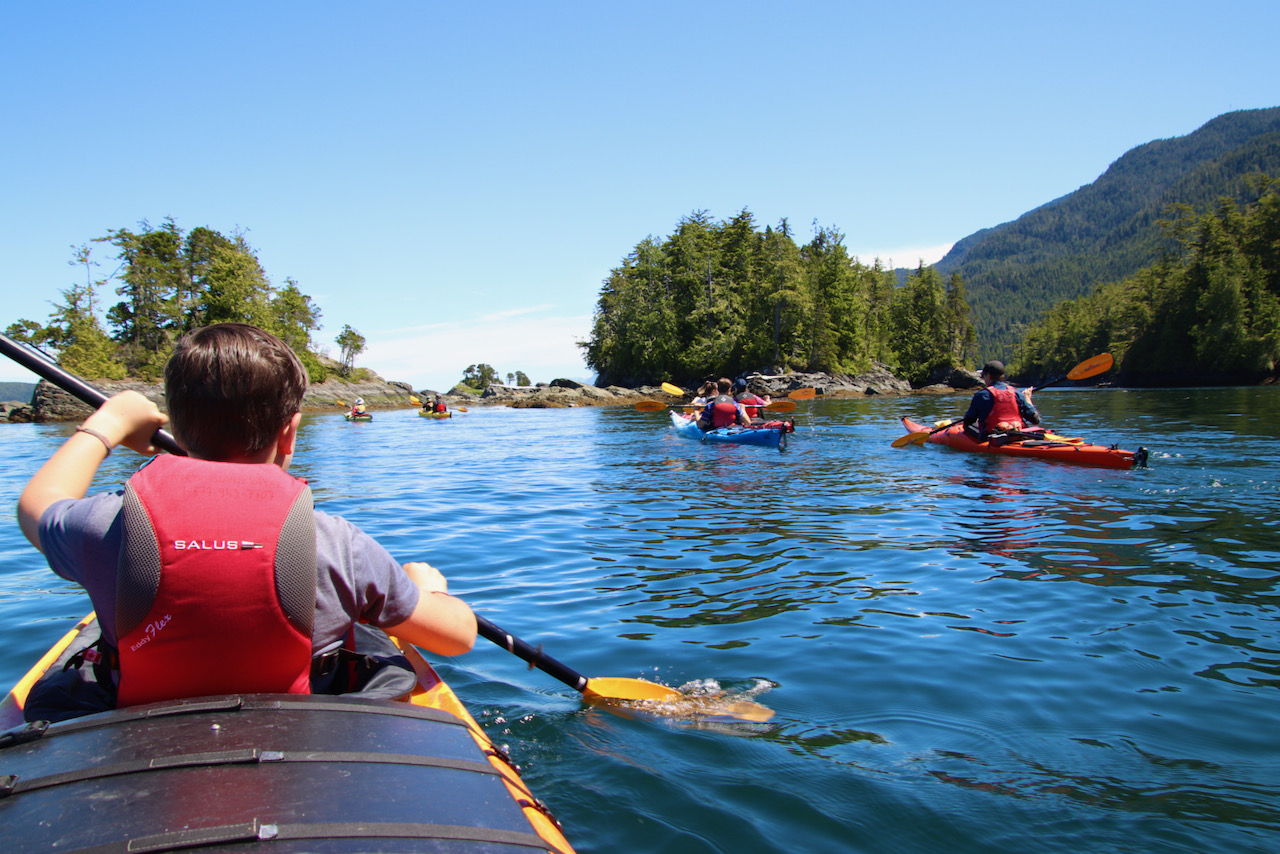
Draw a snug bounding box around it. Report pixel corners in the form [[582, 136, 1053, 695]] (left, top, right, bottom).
[[901, 417, 1146, 469]]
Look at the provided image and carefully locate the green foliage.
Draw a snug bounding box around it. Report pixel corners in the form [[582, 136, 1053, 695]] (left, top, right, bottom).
[[1016, 180, 1280, 385], [335, 325, 366, 377], [581, 211, 951, 385], [16, 221, 337, 383], [461, 363, 499, 389], [939, 108, 1280, 359]]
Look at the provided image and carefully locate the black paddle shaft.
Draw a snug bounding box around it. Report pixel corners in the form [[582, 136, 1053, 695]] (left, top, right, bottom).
[[0, 331, 185, 456], [475, 615, 590, 693]]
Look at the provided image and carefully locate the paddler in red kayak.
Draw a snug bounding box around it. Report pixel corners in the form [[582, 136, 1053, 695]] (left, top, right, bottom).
[[962, 360, 1042, 442]]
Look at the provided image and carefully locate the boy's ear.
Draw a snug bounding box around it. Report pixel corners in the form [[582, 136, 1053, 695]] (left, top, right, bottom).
[[276, 412, 303, 458]]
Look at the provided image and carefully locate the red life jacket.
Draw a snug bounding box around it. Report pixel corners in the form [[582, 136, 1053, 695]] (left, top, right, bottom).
[[737, 393, 765, 419], [985, 385, 1025, 432], [710, 395, 740, 428], [434, 402, 447, 413], [115, 455, 317, 706]]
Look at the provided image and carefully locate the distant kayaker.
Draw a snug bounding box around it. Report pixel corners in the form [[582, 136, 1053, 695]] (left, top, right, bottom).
[[963, 360, 1041, 440], [697, 377, 751, 430], [433, 395, 447, 414], [733, 377, 772, 422], [17, 322, 477, 710], [690, 380, 717, 407], [350, 396, 367, 417]]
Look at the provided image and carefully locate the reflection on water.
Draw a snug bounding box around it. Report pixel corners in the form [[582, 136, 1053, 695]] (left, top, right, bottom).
[[2, 388, 1279, 853]]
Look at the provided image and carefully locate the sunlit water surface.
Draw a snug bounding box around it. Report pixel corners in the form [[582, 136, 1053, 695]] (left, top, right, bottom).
[[2, 388, 1278, 853]]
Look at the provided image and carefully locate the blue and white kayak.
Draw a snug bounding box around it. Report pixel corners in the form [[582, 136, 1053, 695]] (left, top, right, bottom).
[[669, 411, 792, 450]]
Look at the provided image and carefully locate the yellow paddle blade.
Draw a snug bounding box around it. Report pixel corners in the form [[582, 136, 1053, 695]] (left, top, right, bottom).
[[788, 387, 816, 400], [891, 431, 925, 448], [409, 396, 421, 405], [635, 400, 667, 411], [335, 399, 346, 407], [456, 407, 468, 412], [764, 400, 797, 413], [1067, 352, 1113, 380], [584, 678, 776, 722], [661, 382, 684, 396], [584, 677, 682, 702]]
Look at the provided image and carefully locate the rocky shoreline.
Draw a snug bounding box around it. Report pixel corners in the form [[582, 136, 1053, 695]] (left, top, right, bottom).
[[3, 362, 984, 423]]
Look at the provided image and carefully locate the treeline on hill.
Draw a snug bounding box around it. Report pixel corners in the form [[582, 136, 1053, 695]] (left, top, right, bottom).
[[5, 219, 355, 383], [581, 210, 977, 387], [1015, 178, 1280, 385], [936, 107, 1280, 359]]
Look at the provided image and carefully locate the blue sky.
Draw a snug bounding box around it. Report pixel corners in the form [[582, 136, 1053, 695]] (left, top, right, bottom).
[[3, 2, 1277, 391]]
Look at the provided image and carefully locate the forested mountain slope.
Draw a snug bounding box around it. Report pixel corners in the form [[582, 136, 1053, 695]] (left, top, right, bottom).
[[933, 107, 1280, 359]]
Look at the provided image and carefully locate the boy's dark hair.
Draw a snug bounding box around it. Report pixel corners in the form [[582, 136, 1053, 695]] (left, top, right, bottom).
[[165, 323, 309, 459]]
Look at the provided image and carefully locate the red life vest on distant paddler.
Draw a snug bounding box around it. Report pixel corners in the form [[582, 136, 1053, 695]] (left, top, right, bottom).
[[115, 455, 317, 707], [710, 395, 740, 428], [985, 385, 1025, 432]]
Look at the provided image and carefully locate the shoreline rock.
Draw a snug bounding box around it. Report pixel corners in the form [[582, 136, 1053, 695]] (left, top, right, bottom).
[[13, 363, 975, 422]]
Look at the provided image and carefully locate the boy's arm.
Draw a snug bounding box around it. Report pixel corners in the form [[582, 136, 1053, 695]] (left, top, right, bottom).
[[384, 561, 478, 656], [18, 391, 168, 552]]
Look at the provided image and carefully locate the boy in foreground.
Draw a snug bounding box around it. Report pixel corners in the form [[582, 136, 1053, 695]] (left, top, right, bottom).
[[18, 323, 475, 707]]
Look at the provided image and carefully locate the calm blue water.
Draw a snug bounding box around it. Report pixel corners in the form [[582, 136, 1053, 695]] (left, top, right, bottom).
[[2, 388, 1279, 853]]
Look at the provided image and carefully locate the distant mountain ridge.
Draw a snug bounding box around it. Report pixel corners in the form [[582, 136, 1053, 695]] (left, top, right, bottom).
[[932, 106, 1280, 360]]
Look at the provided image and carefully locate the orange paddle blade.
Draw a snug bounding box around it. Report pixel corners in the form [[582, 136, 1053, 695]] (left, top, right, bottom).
[[891, 430, 927, 448], [765, 400, 797, 413], [1067, 353, 1113, 380], [788, 387, 816, 400], [635, 400, 667, 411]]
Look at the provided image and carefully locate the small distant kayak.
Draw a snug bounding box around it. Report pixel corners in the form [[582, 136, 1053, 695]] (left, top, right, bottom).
[[344, 412, 373, 422], [670, 411, 793, 450], [419, 410, 452, 418], [900, 417, 1147, 469]]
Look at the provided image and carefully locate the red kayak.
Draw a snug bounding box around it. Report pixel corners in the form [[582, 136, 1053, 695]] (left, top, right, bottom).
[[900, 417, 1147, 469]]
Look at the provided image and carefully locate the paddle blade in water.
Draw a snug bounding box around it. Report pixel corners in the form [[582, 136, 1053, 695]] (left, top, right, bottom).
[[765, 400, 797, 413], [788, 387, 816, 400], [891, 431, 925, 448], [661, 382, 684, 396], [584, 677, 682, 701], [635, 400, 668, 411], [584, 678, 776, 722], [1067, 352, 1113, 380]]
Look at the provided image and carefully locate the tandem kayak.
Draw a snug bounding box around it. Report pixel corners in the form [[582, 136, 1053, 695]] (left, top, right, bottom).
[[670, 410, 794, 450], [900, 417, 1147, 469], [0, 614, 575, 854], [419, 410, 452, 418]]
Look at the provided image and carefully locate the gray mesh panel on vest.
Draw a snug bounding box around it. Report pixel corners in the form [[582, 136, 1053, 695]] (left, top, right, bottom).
[[118, 484, 163, 638], [276, 485, 317, 636]]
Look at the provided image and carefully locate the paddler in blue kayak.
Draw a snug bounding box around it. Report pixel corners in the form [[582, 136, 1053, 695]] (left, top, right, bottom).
[[697, 377, 752, 430], [733, 377, 772, 423], [963, 360, 1042, 441], [17, 323, 477, 715]]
